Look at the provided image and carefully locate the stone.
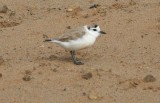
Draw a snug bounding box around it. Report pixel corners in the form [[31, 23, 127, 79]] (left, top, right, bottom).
[[0, 5, 8, 13], [143, 74, 156, 82], [0, 56, 4, 65], [81, 72, 92, 80], [23, 75, 32, 81], [88, 91, 103, 100]]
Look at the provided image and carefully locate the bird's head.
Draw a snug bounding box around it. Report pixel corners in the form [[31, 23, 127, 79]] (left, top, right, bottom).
[[86, 24, 106, 36]]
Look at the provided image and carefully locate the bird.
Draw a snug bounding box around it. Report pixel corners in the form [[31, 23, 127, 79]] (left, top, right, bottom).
[[44, 24, 106, 65]]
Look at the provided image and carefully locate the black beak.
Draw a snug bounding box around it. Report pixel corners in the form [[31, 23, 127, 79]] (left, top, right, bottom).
[[99, 31, 106, 34]]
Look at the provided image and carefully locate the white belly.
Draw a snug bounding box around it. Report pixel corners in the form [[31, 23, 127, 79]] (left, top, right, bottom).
[[59, 35, 96, 50]]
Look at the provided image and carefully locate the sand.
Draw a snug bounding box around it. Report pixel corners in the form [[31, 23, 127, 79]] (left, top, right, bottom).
[[0, 0, 160, 103]]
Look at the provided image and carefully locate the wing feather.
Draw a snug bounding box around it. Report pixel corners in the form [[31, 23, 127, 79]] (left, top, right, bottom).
[[56, 26, 86, 42]]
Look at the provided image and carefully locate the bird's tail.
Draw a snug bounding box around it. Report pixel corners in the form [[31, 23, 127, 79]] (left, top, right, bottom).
[[44, 38, 60, 44], [44, 39, 52, 42]]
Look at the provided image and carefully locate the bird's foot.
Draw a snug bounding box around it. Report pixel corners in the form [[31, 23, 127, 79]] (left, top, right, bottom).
[[73, 60, 84, 65]]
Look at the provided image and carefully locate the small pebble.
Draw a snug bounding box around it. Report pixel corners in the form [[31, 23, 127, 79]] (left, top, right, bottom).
[[88, 91, 103, 100], [0, 5, 8, 13], [52, 68, 57, 72], [0, 56, 4, 65], [63, 88, 66, 91], [89, 4, 100, 9], [83, 92, 86, 96], [66, 8, 73, 12], [143, 74, 156, 82], [25, 70, 32, 75], [0, 73, 2, 78], [66, 26, 71, 29], [82, 72, 92, 80], [141, 35, 144, 38], [23, 75, 32, 81]]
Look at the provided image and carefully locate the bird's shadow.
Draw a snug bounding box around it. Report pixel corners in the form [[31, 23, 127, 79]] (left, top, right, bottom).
[[41, 54, 84, 64], [41, 54, 72, 63]]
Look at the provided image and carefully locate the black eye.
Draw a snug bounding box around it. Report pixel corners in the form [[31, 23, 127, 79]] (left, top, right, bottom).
[[94, 25, 97, 28], [88, 27, 90, 29], [93, 29, 97, 31]]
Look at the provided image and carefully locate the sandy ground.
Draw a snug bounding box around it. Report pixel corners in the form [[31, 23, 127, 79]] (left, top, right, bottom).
[[0, 0, 160, 103]]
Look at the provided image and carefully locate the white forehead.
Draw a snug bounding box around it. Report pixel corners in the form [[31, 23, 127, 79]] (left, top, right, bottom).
[[96, 26, 100, 31]]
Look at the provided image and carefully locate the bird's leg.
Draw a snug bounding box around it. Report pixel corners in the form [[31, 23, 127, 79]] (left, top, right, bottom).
[[70, 51, 84, 65]]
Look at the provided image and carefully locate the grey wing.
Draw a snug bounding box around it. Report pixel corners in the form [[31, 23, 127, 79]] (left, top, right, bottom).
[[57, 26, 86, 42]]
